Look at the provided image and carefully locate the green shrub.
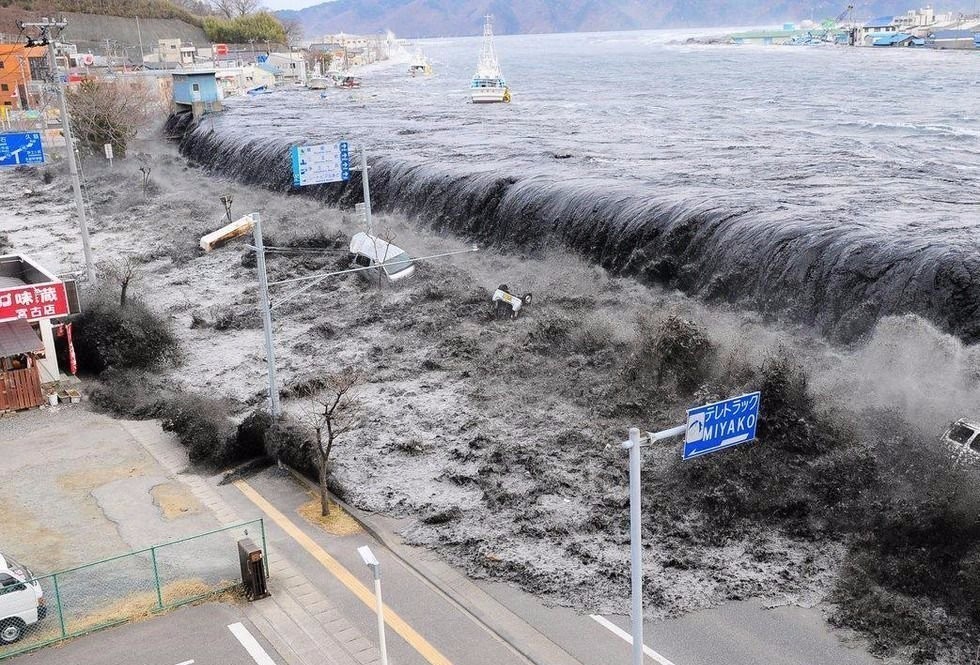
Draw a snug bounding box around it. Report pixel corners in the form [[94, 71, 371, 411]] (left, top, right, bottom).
[[88, 368, 168, 418], [159, 395, 235, 466], [73, 296, 180, 374]]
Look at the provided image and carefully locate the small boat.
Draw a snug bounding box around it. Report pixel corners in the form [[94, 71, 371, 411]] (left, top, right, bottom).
[[307, 77, 331, 90], [471, 15, 510, 104], [408, 49, 433, 77], [328, 70, 361, 89], [246, 85, 272, 96]]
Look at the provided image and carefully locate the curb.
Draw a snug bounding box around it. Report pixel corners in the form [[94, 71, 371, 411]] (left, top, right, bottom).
[[280, 465, 586, 665]]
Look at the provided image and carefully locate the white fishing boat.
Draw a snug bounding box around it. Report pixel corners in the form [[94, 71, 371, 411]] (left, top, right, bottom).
[[408, 49, 433, 77], [471, 15, 510, 104]]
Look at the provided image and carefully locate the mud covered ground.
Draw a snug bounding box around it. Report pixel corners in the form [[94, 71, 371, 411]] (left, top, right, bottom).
[[3, 145, 980, 660]]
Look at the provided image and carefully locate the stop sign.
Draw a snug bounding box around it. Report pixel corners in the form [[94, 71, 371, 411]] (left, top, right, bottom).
[[214, 43, 229, 56]]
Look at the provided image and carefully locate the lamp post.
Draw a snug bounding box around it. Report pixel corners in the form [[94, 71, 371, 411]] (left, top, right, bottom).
[[357, 545, 389, 665]]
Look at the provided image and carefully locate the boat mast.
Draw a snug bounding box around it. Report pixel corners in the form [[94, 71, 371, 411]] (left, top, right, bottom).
[[478, 14, 499, 76]]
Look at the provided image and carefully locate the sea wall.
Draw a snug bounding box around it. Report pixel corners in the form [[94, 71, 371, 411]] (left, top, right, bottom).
[[169, 113, 980, 344]]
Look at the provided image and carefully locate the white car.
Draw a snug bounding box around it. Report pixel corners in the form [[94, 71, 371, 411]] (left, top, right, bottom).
[[941, 419, 980, 466], [348, 232, 416, 284], [0, 552, 45, 644]]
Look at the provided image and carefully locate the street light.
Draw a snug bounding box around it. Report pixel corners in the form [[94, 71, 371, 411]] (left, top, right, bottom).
[[357, 545, 389, 665]]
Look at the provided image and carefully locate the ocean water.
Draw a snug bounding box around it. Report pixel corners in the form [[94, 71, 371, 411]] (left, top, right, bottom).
[[176, 30, 980, 342]]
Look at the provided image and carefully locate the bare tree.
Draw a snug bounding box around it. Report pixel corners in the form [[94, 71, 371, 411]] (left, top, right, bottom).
[[65, 80, 157, 158], [280, 16, 303, 45], [97, 256, 142, 307], [210, 0, 236, 18], [137, 153, 153, 198], [303, 368, 362, 516], [233, 0, 262, 15]]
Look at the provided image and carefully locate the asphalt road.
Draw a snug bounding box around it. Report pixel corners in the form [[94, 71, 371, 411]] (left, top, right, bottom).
[[10, 603, 285, 665], [218, 469, 528, 665]]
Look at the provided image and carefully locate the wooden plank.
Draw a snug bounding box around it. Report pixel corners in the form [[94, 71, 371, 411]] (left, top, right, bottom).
[[0, 368, 43, 410]]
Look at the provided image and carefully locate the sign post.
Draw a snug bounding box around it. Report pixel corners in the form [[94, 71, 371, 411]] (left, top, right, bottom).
[[618, 392, 761, 665], [290, 141, 351, 187], [103, 143, 113, 169]]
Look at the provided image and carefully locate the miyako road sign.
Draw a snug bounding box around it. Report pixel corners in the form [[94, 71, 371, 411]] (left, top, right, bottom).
[[0, 132, 45, 167], [683, 391, 761, 460], [291, 141, 351, 187]]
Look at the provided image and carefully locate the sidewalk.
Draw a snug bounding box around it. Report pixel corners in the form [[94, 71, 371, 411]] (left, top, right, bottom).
[[121, 420, 381, 665]]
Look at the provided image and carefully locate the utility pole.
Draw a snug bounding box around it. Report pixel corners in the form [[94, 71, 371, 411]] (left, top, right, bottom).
[[19, 18, 96, 283], [251, 213, 281, 418], [360, 148, 373, 235]]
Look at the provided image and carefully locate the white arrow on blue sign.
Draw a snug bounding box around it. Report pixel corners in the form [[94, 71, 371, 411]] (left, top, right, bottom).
[[0, 132, 45, 167], [683, 391, 761, 460]]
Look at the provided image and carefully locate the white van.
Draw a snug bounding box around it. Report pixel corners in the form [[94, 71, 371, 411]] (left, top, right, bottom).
[[348, 232, 416, 283], [0, 552, 45, 644], [941, 419, 980, 466]]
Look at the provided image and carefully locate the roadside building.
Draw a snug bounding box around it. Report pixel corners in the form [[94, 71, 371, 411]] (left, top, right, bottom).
[[872, 33, 917, 47], [858, 17, 898, 45], [0, 254, 78, 410], [146, 38, 197, 66], [266, 51, 307, 84], [928, 29, 980, 49], [0, 44, 48, 110], [172, 70, 223, 117]]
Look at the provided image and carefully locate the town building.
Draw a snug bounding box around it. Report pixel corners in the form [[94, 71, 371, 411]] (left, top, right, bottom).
[[0, 254, 78, 410], [171, 70, 223, 117], [0, 44, 48, 110], [266, 51, 307, 84]]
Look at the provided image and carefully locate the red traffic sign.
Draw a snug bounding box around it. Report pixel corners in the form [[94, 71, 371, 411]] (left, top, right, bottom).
[[214, 43, 229, 56]]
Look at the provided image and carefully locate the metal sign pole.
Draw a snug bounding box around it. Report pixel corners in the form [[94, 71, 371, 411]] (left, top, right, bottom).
[[361, 147, 373, 236], [621, 423, 686, 665], [252, 213, 280, 418], [626, 426, 644, 665], [27, 19, 96, 284]]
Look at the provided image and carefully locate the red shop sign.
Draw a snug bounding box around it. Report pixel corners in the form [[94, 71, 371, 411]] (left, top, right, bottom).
[[0, 281, 70, 323]]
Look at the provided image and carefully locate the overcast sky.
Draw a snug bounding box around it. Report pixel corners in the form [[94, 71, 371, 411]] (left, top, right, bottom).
[[263, 0, 322, 12]]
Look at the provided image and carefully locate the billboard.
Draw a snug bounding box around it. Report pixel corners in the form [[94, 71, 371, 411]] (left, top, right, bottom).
[[0, 281, 70, 323]]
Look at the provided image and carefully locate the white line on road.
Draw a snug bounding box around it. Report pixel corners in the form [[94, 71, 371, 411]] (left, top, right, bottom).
[[590, 615, 677, 665], [228, 622, 277, 665], [174, 661, 195, 665]]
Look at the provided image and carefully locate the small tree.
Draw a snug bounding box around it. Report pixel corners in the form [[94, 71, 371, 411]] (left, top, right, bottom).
[[65, 80, 156, 158], [303, 368, 362, 516], [97, 256, 142, 308]]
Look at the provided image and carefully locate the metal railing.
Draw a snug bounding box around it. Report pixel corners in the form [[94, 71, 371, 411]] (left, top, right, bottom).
[[0, 519, 266, 660]]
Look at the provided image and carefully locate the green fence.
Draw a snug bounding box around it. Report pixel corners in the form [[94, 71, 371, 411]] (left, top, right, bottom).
[[0, 519, 266, 660]]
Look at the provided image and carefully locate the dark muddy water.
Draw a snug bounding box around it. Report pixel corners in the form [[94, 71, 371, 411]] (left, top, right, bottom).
[[176, 30, 980, 342]]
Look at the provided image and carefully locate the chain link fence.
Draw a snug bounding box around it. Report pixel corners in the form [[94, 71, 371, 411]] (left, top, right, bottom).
[[0, 518, 266, 660]]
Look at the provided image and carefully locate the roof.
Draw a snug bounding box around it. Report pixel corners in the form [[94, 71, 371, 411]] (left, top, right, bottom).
[[0, 319, 43, 357], [873, 33, 913, 45], [865, 16, 894, 27]]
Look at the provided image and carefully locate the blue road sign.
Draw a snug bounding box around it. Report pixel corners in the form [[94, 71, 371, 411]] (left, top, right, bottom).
[[0, 132, 45, 167], [291, 141, 350, 187], [256, 54, 268, 63], [683, 391, 761, 460]]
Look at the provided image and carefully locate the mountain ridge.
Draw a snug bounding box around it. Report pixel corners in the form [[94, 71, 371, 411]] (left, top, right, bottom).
[[279, 0, 977, 39]]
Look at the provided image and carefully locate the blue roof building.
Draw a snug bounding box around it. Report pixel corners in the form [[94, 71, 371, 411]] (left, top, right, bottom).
[[872, 32, 915, 46], [171, 71, 223, 118]]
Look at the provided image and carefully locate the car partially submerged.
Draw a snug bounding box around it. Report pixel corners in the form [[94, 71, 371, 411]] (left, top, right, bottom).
[[941, 419, 980, 465], [348, 232, 416, 283]]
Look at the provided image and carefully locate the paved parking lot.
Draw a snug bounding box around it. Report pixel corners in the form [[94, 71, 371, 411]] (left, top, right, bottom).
[[11, 603, 285, 665]]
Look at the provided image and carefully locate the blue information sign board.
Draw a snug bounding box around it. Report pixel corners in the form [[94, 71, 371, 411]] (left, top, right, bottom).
[[0, 132, 45, 167], [683, 391, 761, 460], [291, 142, 350, 187]]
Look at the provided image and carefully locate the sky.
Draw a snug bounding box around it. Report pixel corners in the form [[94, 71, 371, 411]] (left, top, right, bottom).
[[263, 0, 325, 12]]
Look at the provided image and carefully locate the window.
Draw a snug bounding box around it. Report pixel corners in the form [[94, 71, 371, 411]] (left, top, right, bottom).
[[0, 84, 7, 92], [382, 251, 413, 276], [352, 253, 371, 268], [0, 574, 25, 594], [947, 423, 976, 445], [0, 61, 4, 69], [192, 83, 200, 92]]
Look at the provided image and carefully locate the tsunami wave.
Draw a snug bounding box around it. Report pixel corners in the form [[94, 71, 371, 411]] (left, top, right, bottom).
[[169, 113, 980, 345]]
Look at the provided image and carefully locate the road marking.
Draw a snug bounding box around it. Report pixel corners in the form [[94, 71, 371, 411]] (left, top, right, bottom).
[[234, 479, 453, 665], [590, 615, 677, 665], [229, 622, 277, 665], [174, 661, 195, 665]]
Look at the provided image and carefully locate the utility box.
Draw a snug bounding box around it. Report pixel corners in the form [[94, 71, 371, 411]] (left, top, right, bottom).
[[238, 538, 269, 601]]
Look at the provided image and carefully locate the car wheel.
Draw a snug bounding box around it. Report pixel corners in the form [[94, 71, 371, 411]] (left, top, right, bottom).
[[0, 619, 25, 644]]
